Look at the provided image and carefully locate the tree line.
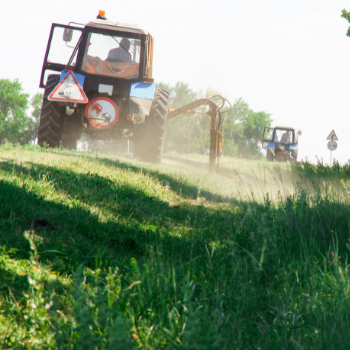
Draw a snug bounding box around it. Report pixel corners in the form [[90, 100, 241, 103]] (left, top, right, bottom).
[[0, 78, 272, 159], [0, 79, 42, 145], [159, 82, 272, 159]]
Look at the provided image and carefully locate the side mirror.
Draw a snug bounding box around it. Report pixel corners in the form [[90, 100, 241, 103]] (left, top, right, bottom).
[[298, 130, 302, 136], [63, 28, 73, 42]]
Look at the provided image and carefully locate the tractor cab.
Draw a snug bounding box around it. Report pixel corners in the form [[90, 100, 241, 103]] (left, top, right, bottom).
[[40, 11, 154, 89], [262, 126, 301, 162]]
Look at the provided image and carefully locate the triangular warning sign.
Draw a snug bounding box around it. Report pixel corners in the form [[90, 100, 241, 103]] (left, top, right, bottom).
[[48, 71, 88, 104], [327, 130, 338, 141]]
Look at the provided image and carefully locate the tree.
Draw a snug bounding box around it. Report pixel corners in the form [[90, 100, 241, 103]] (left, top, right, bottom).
[[157, 82, 272, 158], [222, 98, 249, 157], [223, 98, 272, 159], [159, 82, 199, 153], [341, 9, 350, 37], [30, 92, 43, 139], [21, 92, 43, 144], [240, 110, 272, 158], [0, 79, 29, 144]]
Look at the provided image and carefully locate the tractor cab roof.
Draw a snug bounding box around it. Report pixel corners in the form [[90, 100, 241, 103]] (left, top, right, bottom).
[[274, 126, 295, 130], [86, 18, 148, 35]]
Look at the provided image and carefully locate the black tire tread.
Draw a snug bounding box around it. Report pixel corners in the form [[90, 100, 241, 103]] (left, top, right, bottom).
[[291, 149, 298, 163], [61, 114, 83, 151], [134, 88, 169, 163], [266, 148, 274, 162], [37, 75, 63, 148]]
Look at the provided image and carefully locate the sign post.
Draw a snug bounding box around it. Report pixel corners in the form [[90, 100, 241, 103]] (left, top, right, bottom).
[[327, 130, 338, 166]]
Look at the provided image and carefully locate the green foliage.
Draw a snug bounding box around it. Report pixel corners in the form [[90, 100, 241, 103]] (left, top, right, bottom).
[[0, 79, 42, 145], [55, 265, 135, 349], [2, 146, 350, 348], [293, 158, 350, 196], [0, 79, 29, 144], [341, 9, 350, 37], [223, 98, 272, 159], [21, 93, 44, 145], [159, 82, 200, 154], [241, 110, 272, 158], [222, 98, 250, 157], [222, 138, 238, 156], [158, 82, 272, 158]]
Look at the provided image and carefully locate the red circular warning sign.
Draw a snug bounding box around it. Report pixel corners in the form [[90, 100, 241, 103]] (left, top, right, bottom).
[[327, 140, 337, 151], [85, 97, 119, 129]]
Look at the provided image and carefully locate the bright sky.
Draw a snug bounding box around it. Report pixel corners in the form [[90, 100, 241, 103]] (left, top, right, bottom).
[[2, 0, 350, 164]]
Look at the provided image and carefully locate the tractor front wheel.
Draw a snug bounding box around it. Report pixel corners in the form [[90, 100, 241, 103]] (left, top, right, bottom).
[[133, 88, 169, 163]]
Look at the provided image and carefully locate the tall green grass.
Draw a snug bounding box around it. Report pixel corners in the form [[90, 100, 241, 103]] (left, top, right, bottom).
[[1, 144, 350, 349]]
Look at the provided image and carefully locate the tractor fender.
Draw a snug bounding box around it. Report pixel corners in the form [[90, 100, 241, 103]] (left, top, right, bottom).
[[129, 82, 156, 117]]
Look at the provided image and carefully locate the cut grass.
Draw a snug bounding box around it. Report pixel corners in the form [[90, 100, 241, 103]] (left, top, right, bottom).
[[1, 144, 350, 349]]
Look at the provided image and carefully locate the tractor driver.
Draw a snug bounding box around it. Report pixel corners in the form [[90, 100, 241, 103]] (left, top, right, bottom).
[[106, 38, 131, 63], [281, 131, 291, 144]]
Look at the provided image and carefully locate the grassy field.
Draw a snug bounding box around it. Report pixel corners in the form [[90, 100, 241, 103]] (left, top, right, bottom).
[[1, 144, 350, 349]]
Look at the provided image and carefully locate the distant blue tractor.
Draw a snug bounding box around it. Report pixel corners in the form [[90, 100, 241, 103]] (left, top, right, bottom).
[[262, 126, 301, 162]]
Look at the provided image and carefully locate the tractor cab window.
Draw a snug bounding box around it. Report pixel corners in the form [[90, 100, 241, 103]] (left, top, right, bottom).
[[274, 129, 293, 144], [47, 26, 82, 66], [81, 33, 140, 79], [263, 127, 273, 141]]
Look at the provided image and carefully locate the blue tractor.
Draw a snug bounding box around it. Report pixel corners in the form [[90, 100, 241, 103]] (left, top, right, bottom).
[[38, 10, 168, 163], [262, 126, 301, 162]]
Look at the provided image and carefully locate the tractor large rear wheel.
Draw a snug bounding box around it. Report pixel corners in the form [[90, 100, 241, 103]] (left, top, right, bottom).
[[133, 89, 169, 163], [266, 148, 274, 162], [37, 75, 64, 148], [291, 149, 298, 163]]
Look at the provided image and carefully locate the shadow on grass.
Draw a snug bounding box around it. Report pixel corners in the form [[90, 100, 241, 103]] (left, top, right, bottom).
[[92, 153, 294, 203], [3, 155, 349, 298], [3, 149, 350, 348], [94, 155, 245, 205], [0, 159, 244, 293], [0, 266, 29, 301], [41, 150, 244, 205]]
